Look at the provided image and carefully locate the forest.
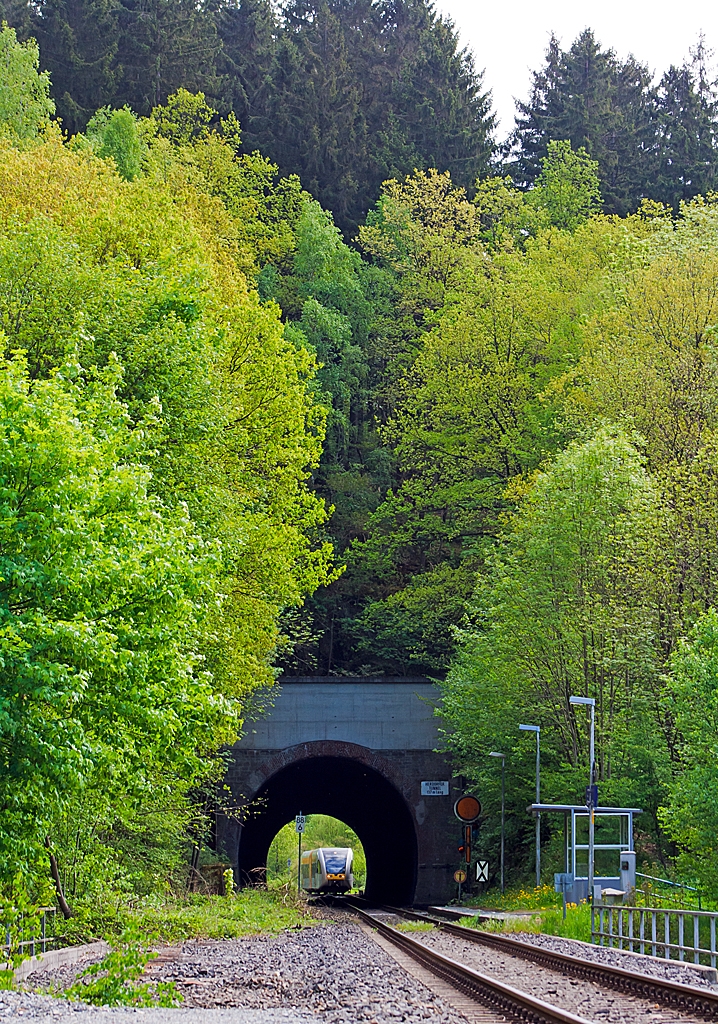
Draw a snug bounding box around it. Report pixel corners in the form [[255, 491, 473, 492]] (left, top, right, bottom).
[[1, 0, 718, 914]]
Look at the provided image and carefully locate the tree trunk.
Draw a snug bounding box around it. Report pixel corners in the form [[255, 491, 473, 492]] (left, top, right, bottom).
[[45, 837, 73, 919]]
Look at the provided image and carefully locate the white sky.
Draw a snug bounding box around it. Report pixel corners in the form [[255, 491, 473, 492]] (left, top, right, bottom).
[[435, 0, 718, 140]]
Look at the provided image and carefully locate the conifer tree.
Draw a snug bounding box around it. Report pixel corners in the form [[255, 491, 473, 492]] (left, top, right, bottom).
[[512, 29, 654, 215], [653, 40, 718, 208], [13, 0, 119, 132]]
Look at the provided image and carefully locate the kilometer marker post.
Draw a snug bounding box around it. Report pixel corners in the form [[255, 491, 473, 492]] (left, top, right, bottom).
[[295, 812, 306, 893]]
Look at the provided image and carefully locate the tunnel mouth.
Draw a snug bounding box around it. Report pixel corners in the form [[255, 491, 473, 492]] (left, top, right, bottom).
[[237, 754, 418, 905]]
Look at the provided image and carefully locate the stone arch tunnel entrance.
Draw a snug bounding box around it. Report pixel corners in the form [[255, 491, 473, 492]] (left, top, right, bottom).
[[217, 678, 461, 906], [238, 753, 418, 904]]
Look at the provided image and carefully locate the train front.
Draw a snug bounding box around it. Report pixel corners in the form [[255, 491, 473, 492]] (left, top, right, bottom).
[[320, 848, 354, 893]]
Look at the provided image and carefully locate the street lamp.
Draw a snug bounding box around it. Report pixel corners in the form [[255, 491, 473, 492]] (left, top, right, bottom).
[[569, 696, 596, 902], [489, 752, 505, 893], [519, 724, 540, 886]]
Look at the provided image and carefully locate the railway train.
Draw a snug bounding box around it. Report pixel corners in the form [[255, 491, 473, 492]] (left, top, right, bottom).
[[300, 847, 354, 893]]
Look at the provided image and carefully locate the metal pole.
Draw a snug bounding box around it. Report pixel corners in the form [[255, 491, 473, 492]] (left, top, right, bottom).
[[569, 696, 596, 904], [589, 704, 595, 902], [500, 756, 505, 894], [297, 810, 302, 894], [536, 730, 541, 887], [520, 725, 541, 888]]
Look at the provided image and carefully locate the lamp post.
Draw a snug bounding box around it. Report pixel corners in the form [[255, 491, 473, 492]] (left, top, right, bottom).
[[489, 752, 505, 893], [569, 696, 596, 902], [519, 724, 540, 886]]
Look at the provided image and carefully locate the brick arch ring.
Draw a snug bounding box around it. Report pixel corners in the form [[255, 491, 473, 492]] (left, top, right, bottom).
[[244, 739, 406, 801]]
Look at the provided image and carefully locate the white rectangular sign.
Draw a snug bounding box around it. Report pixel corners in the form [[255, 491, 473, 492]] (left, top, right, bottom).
[[295, 814, 306, 833], [421, 780, 449, 796], [476, 861, 489, 882]]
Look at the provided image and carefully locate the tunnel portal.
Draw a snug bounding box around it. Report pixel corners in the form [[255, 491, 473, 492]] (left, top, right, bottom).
[[217, 678, 462, 905], [239, 755, 417, 904]]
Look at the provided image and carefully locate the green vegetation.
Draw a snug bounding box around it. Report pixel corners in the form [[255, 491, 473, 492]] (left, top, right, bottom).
[[267, 815, 366, 889], [3, 6, 717, 230], [55, 888, 312, 947], [2, 8, 718, 927], [461, 905, 592, 944], [64, 943, 180, 1008], [1, 1, 495, 234], [464, 885, 561, 913], [396, 920, 435, 933], [0, 33, 335, 923]]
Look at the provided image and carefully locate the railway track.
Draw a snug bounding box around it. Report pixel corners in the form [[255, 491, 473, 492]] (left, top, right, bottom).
[[346, 899, 718, 1024]]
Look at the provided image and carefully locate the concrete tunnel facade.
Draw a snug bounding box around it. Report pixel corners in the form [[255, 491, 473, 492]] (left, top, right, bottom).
[[216, 678, 463, 905]]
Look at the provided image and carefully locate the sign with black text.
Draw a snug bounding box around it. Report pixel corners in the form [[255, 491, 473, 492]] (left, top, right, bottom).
[[421, 781, 449, 796]]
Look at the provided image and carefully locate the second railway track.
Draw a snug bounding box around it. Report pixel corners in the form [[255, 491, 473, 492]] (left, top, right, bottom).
[[347, 899, 718, 1024]]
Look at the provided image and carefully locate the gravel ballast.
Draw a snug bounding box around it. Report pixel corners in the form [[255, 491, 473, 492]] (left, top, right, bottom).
[[409, 924, 707, 1023], [7, 923, 469, 1024], [506, 929, 718, 989]]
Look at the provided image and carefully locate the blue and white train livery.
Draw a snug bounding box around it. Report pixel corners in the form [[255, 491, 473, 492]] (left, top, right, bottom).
[[300, 847, 354, 893]]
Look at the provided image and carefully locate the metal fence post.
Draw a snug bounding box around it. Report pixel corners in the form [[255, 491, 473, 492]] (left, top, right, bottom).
[[679, 914, 685, 961]]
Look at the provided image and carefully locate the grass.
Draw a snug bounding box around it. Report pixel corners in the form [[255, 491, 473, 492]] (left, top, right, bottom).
[[54, 885, 314, 946], [459, 902, 592, 943], [395, 920, 435, 933], [463, 883, 562, 912]]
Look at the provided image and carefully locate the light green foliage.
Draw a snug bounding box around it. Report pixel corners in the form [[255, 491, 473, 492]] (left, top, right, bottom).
[[473, 142, 602, 249], [438, 192, 718, 884], [0, 351, 226, 883], [442, 427, 669, 870], [86, 107, 143, 180], [528, 139, 602, 231], [661, 611, 718, 895], [464, 884, 560, 912], [347, 197, 617, 672], [0, 25, 54, 138], [149, 88, 215, 146], [0, 885, 52, 983], [0, 113, 335, 902], [65, 940, 180, 1007], [569, 197, 718, 469], [473, 175, 532, 250], [463, 903, 591, 943]]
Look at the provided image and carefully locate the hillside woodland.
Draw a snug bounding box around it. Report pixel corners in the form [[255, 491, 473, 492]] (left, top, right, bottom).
[[2, 9, 718, 908]]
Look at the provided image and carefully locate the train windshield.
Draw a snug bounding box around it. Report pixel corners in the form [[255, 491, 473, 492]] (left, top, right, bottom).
[[323, 851, 347, 873]]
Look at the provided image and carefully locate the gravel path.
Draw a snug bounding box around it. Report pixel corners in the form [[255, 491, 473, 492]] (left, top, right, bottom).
[[10, 923, 470, 1024], [409, 924, 706, 1023], [0, 990, 311, 1023]]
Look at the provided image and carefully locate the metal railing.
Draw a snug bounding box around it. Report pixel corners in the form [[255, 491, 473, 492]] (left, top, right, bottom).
[[1, 907, 57, 961], [635, 872, 703, 909], [592, 902, 718, 968]]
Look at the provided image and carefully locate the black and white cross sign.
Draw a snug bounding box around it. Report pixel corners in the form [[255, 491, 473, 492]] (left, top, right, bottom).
[[476, 860, 489, 882]]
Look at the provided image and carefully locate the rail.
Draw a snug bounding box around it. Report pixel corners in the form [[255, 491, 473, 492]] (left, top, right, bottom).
[[354, 904, 592, 1024], [349, 901, 718, 1020], [1, 907, 57, 961], [593, 902, 718, 968]]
